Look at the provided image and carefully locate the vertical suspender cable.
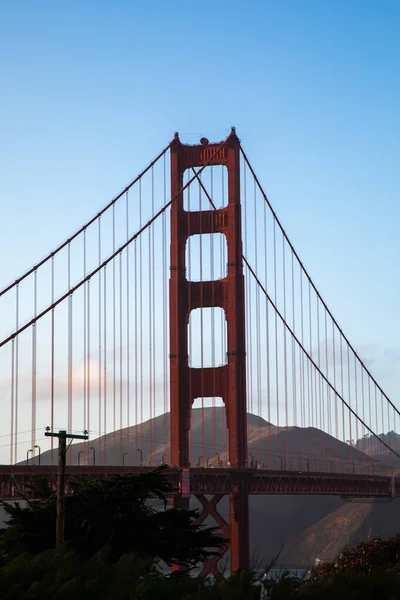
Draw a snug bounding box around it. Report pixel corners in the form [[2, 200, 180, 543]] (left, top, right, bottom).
[[103, 266, 107, 464], [68, 245, 73, 438], [32, 270, 37, 457], [199, 171, 205, 465], [340, 335, 345, 451], [139, 179, 143, 459], [87, 261, 91, 452], [361, 368, 372, 435], [148, 175, 153, 463], [10, 288, 15, 462], [152, 166, 156, 463], [51, 257, 55, 462], [243, 163, 248, 466], [361, 362, 366, 442], [308, 281, 313, 461], [316, 300, 321, 437], [98, 217, 102, 457], [387, 386, 390, 450], [254, 179, 262, 466], [148, 191, 153, 463], [324, 311, 330, 448], [300, 269, 305, 467], [282, 232, 289, 466], [273, 220, 279, 437], [210, 167, 216, 464], [367, 377, 372, 469], [374, 385, 379, 459], [112, 205, 117, 463], [222, 169, 228, 455], [291, 252, 297, 468], [15, 284, 19, 464], [83, 229, 87, 434], [187, 172, 193, 463], [332, 321, 338, 461], [10, 336, 14, 465], [162, 155, 168, 462], [347, 344, 352, 467], [243, 163, 250, 465], [317, 299, 323, 468], [354, 354, 359, 452], [264, 184, 271, 469], [119, 251, 123, 460], [126, 191, 130, 441], [134, 189, 138, 461]]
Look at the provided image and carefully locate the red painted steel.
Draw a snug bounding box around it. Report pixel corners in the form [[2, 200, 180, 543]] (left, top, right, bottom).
[[169, 129, 249, 573], [0, 466, 398, 500]]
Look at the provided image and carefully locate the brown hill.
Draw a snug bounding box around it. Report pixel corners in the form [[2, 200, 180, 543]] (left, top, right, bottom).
[[281, 497, 400, 566], [38, 407, 377, 474]]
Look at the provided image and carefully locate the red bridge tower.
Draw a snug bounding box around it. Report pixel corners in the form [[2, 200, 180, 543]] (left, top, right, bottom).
[[169, 128, 249, 574]]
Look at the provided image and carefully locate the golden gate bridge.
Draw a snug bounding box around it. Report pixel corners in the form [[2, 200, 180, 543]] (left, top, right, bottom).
[[0, 128, 399, 575]]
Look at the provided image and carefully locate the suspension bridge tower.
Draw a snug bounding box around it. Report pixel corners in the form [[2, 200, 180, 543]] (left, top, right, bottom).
[[169, 128, 249, 574]]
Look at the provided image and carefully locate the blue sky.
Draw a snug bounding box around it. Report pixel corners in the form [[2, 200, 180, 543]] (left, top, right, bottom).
[[0, 1, 399, 458]]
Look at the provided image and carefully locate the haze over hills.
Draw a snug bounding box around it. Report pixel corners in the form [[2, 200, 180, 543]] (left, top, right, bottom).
[[22, 407, 400, 566]]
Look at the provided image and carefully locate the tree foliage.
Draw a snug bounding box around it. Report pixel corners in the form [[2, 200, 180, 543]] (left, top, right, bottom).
[[0, 467, 225, 569], [278, 535, 400, 599], [0, 547, 268, 600]]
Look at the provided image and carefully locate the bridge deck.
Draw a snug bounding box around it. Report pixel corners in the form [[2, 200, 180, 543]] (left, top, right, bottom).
[[0, 466, 397, 500]]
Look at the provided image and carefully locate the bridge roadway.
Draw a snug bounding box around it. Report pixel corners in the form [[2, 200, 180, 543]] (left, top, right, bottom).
[[0, 466, 398, 500]]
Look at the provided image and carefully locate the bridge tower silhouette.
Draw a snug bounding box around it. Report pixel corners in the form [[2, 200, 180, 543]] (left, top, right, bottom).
[[169, 128, 249, 573]]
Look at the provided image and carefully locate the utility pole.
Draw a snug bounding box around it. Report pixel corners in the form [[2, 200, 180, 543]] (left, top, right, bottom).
[[44, 427, 88, 546]]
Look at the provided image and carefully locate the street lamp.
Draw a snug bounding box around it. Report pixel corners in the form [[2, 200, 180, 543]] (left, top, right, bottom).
[[137, 448, 143, 465], [122, 452, 128, 466], [198, 455, 202, 467], [89, 446, 96, 465], [78, 450, 85, 466], [33, 445, 41, 465], [26, 449, 33, 465]]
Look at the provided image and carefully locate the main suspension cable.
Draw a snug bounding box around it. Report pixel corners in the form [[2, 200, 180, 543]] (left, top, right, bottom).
[[0, 142, 172, 297], [240, 146, 400, 420], [1, 139, 228, 348]]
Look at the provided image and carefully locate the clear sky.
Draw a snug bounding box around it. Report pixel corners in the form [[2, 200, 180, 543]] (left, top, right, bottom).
[[0, 0, 399, 454]]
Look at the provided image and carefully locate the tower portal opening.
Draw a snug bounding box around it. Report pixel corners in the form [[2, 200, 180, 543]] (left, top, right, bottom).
[[186, 233, 227, 282], [188, 307, 227, 369]]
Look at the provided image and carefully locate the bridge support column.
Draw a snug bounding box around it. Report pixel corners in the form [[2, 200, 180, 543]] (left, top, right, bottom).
[[193, 488, 249, 576], [169, 129, 249, 575], [229, 487, 250, 572], [195, 494, 230, 577]]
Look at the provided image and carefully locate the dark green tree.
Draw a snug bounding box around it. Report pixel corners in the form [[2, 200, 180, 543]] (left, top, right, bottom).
[[0, 546, 267, 600], [0, 467, 226, 570]]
